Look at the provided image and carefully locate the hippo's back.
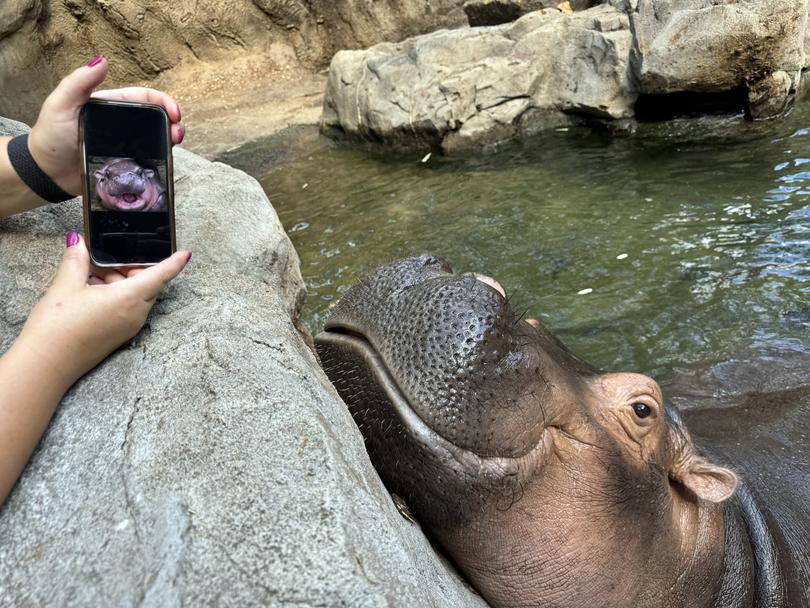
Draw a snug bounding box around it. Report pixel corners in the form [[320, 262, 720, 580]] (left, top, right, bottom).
[[676, 353, 810, 607]]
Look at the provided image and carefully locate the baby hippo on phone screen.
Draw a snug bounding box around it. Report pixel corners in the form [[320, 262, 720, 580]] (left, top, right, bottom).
[[94, 158, 167, 212]]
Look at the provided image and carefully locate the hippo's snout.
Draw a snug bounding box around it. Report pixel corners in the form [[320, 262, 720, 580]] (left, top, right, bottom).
[[107, 173, 147, 197], [316, 256, 562, 460]]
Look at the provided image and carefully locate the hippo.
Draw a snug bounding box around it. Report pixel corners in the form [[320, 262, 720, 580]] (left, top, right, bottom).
[[94, 158, 167, 212], [315, 256, 810, 608]]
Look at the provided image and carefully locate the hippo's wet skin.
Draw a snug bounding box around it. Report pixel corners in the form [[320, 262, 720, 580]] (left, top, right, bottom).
[[315, 256, 810, 608], [94, 158, 167, 212]]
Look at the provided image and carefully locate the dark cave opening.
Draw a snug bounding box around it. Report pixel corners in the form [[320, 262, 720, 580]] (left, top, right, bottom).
[[634, 88, 748, 121]]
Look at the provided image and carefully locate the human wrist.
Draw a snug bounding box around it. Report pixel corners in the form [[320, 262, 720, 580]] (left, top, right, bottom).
[[17, 128, 77, 200], [0, 136, 45, 216], [10, 332, 85, 392]]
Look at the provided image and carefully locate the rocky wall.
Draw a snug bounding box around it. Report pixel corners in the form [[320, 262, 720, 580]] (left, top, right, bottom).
[[0, 0, 468, 124]]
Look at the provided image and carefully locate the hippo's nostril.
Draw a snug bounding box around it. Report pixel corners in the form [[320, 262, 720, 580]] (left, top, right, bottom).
[[419, 255, 453, 273]]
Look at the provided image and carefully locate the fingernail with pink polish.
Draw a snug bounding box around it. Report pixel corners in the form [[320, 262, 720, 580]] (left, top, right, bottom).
[[186, 252, 193, 263], [87, 55, 104, 67], [66, 231, 79, 248], [178, 125, 186, 144]]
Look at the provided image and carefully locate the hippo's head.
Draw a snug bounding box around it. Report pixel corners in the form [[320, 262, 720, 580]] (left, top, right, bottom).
[[315, 256, 738, 608], [94, 158, 165, 212]]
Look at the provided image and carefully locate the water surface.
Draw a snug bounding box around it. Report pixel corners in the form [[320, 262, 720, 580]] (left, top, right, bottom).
[[236, 110, 810, 378]]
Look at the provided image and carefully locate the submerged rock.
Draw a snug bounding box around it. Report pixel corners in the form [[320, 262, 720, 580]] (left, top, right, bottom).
[[322, 5, 636, 153], [323, 0, 810, 151], [0, 117, 487, 607]]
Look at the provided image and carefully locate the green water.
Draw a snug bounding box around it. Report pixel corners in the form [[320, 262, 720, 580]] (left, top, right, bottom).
[[237, 110, 809, 378]]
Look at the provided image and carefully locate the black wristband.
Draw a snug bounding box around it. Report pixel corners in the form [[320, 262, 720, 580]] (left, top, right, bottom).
[[7, 134, 75, 203]]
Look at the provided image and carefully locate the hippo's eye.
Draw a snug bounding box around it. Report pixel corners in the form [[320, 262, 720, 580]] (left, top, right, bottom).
[[632, 403, 652, 419]]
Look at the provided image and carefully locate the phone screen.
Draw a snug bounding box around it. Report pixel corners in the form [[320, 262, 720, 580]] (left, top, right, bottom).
[[80, 101, 175, 266]]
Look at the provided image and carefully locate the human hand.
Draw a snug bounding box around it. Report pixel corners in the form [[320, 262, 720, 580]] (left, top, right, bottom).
[[16, 232, 191, 387], [27, 56, 185, 197]]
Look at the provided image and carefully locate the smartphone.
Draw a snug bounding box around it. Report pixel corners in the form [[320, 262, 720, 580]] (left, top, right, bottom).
[[79, 100, 176, 266]]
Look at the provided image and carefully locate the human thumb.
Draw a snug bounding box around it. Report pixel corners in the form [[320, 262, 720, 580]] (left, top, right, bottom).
[[41, 56, 108, 117], [53, 231, 92, 289]]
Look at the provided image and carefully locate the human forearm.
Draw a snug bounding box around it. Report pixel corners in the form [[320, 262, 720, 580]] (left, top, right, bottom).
[[0, 235, 190, 505], [0, 136, 48, 218], [0, 337, 73, 504]]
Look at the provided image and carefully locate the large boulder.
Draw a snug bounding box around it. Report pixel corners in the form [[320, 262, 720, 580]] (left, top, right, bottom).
[[322, 5, 636, 153], [323, 0, 810, 151], [614, 0, 808, 119], [801, 0, 810, 99], [0, 117, 487, 607], [0, 0, 468, 125]]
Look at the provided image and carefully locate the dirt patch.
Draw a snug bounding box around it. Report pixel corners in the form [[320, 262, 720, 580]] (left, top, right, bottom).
[[0, 0, 466, 142], [144, 55, 326, 160]]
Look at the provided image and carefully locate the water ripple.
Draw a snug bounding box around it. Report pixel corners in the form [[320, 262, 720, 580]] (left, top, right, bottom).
[[255, 106, 810, 376]]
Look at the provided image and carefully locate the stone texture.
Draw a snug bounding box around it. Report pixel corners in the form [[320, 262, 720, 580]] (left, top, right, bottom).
[[0, 0, 468, 125], [323, 0, 810, 150], [322, 5, 636, 153], [616, 0, 808, 118], [747, 70, 793, 119], [0, 117, 487, 607], [800, 0, 810, 96]]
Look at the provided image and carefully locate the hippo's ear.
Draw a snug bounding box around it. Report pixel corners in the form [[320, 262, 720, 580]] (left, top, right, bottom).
[[672, 455, 738, 503]]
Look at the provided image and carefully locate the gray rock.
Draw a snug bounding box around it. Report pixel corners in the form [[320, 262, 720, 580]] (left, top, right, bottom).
[[797, 69, 810, 100], [747, 70, 793, 119], [322, 5, 636, 153], [619, 0, 807, 117], [0, 117, 487, 607], [805, 2, 810, 68], [0, 0, 39, 40], [323, 0, 810, 151]]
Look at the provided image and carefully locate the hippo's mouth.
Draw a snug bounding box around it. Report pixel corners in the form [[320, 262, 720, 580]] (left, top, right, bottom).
[[104, 188, 149, 211], [318, 325, 462, 449], [314, 255, 601, 526], [105, 179, 149, 210], [111, 192, 147, 210], [317, 323, 554, 475]]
